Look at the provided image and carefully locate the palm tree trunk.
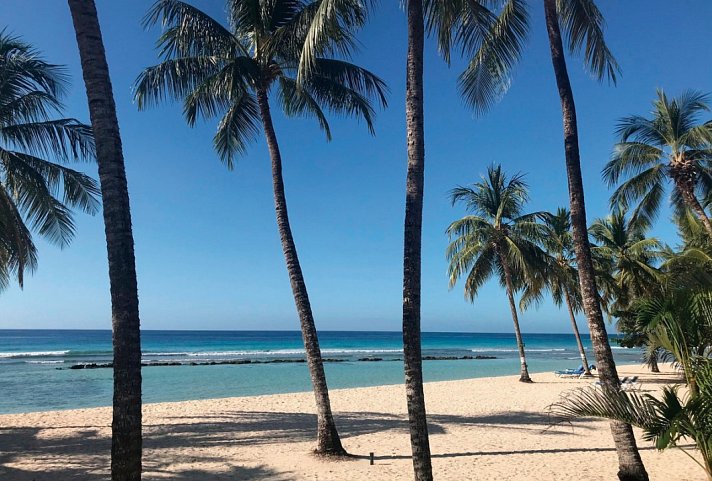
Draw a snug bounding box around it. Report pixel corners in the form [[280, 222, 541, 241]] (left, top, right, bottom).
[[402, 0, 433, 478], [497, 250, 532, 382], [564, 289, 591, 376], [674, 176, 712, 237], [649, 354, 659, 373], [67, 2, 142, 480], [254, 88, 345, 456], [543, 1, 648, 480]]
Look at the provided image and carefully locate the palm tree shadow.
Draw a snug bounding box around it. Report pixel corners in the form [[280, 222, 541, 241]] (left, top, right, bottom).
[[0, 409, 603, 480]]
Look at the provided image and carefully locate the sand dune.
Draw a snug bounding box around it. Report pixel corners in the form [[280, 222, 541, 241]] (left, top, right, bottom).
[[0, 364, 703, 480]]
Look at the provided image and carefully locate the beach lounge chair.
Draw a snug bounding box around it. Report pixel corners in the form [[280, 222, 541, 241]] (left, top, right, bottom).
[[621, 376, 641, 391], [555, 365, 595, 379], [591, 376, 641, 391], [555, 365, 584, 378]]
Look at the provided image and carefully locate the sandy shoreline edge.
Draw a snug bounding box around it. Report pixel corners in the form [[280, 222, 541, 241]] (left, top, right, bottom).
[[0, 364, 704, 480]]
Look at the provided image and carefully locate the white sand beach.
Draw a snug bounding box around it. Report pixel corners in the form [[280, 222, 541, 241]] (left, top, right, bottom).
[[0, 364, 702, 480]]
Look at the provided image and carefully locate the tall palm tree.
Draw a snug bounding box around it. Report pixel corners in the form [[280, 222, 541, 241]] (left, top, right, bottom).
[[401, 0, 431, 475], [135, 0, 386, 455], [447, 165, 546, 383], [521, 207, 591, 376], [395, 3, 527, 475], [67, 1, 143, 480], [603, 90, 712, 235], [457, 1, 649, 478], [0, 31, 99, 290]]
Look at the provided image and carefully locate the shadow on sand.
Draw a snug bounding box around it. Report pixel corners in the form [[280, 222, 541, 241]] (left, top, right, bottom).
[[0, 406, 654, 481]]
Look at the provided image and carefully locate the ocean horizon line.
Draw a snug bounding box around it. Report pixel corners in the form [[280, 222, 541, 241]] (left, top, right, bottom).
[[0, 328, 608, 336]]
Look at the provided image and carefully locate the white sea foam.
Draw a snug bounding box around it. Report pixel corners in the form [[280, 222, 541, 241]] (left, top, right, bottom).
[[471, 348, 567, 353], [0, 351, 69, 358], [191, 348, 403, 356], [25, 360, 64, 364], [140, 348, 404, 358]]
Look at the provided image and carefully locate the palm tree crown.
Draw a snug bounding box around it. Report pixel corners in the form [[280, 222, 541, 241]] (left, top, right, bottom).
[[521, 207, 580, 309], [603, 90, 712, 232], [0, 31, 99, 289], [446, 165, 544, 298], [589, 210, 662, 311], [134, 0, 387, 165]]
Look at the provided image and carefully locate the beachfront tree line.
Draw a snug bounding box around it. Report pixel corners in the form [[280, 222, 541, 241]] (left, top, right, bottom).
[[1, 1, 711, 481]]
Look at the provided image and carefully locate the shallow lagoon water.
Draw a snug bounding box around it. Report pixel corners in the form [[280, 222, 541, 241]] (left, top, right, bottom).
[[0, 330, 641, 413]]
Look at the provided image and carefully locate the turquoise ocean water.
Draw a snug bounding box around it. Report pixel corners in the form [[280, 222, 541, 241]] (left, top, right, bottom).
[[0, 330, 642, 414]]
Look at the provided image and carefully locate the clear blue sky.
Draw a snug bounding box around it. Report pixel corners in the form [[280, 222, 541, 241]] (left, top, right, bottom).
[[2, 1, 711, 332]]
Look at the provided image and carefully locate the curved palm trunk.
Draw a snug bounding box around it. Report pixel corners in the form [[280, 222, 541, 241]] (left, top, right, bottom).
[[543, 1, 648, 480], [68, 2, 142, 480], [564, 289, 591, 376], [497, 250, 532, 382], [402, 0, 433, 478], [672, 171, 712, 237], [255, 88, 345, 456]]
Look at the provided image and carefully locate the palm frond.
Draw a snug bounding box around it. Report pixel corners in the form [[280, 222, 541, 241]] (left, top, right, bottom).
[[457, 0, 529, 116], [556, 0, 620, 83], [278, 76, 331, 139], [295, 0, 369, 83], [213, 90, 261, 168], [143, 0, 237, 58], [0, 119, 95, 162]]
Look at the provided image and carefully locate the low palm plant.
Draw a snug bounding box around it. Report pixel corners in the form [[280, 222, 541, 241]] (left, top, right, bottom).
[[553, 286, 712, 479], [636, 288, 712, 395], [446, 164, 546, 382], [552, 356, 712, 480], [0, 31, 99, 289]]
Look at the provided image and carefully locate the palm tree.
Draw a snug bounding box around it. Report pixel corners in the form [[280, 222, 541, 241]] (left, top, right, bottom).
[[590, 211, 663, 374], [589, 211, 663, 311], [458, 1, 649, 477], [401, 0, 431, 475], [135, 0, 386, 455], [447, 165, 546, 383], [521, 207, 591, 376], [603, 90, 712, 235], [67, 1, 143, 480], [0, 31, 99, 290]]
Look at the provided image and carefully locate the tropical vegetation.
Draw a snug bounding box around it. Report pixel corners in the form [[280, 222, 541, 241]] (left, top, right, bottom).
[[0, 30, 99, 290], [1, 1, 711, 481], [552, 286, 712, 479]]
